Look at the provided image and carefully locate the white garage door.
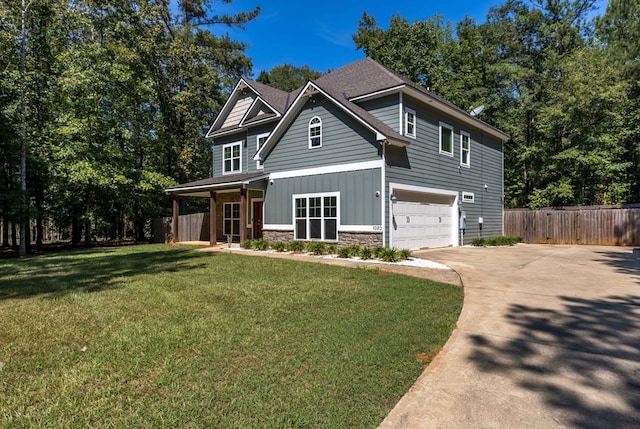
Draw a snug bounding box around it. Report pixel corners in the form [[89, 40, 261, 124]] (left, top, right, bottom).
[[392, 193, 455, 250]]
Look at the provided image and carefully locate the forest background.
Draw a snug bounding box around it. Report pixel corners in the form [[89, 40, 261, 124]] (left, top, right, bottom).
[[1, 0, 638, 253]]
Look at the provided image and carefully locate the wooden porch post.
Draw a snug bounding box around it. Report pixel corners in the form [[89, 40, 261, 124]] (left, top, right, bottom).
[[209, 191, 217, 246], [172, 194, 179, 243], [240, 188, 247, 243]]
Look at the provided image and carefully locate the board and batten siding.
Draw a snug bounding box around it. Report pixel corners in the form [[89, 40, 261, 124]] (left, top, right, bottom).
[[265, 96, 382, 173], [211, 131, 246, 177], [358, 94, 400, 132], [246, 122, 276, 174], [264, 168, 382, 227], [385, 95, 504, 244]]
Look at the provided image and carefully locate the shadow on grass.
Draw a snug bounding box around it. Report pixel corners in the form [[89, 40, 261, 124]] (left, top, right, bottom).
[[0, 246, 211, 300], [468, 294, 640, 428]]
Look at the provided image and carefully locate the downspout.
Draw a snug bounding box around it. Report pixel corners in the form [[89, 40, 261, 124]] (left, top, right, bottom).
[[381, 141, 386, 248]]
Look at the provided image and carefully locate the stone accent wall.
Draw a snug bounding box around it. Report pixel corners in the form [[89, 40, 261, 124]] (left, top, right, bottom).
[[337, 232, 383, 248], [263, 230, 383, 248], [263, 230, 294, 242]]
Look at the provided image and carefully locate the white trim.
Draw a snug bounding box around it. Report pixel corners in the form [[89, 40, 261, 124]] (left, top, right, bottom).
[[398, 92, 404, 136], [239, 96, 280, 127], [308, 116, 322, 149], [222, 141, 242, 175], [269, 160, 383, 180], [348, 85, 405, 102], [388, 182, 459, 250], [404, 107, 417, 139], [292, 192, 340, 242], [263, 224, 294, 231], [339, 225, 383, 233], [439, 121, 454, 157], [206, 79, 248, 138], [381, 138, 387, 248], [460, 131, 471, 167], [256, 132, 269, 170]]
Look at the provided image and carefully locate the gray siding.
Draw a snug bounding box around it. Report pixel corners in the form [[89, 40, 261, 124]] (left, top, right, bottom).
[[264, 169, 382, 226], [358, 94, 400, 131], [246, 122, 275, 174], [265, 96, 382, 172], [386, 95, 504, 244], [210, 122, 276, 177]]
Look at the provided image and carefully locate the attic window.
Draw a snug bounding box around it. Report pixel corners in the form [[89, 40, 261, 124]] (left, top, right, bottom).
[[309, 116, 322, 148]]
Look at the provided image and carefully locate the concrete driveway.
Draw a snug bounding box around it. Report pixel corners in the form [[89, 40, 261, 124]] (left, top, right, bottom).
[[379, 244, 640, 429]]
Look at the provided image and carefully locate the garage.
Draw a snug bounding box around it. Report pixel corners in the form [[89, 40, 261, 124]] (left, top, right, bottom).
[[390, 187, 458, 250]]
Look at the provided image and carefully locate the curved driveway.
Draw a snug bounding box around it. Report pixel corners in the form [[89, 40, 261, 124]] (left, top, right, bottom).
[[379, 245, 640, 428]]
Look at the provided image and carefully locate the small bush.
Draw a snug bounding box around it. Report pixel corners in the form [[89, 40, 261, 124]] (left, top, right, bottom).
[[471, 236, 522, 247], [348, 245, 362, 257], [360, 247, 373, 260], [326, 244, 338, 255], [241, 240, 254, 249], [288, 240, 306, 252], [253, 239, 270, 251], [379, 248, 399, 263], [306, 241, 327, 255], [337, 247, 352, 258], [271, 242, 287, 252], [399, 249, 412, 260], [373, 247, 385, 259]]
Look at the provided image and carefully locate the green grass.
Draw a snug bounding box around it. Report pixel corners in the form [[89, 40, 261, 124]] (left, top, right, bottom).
[[0, 244, 462, 428]]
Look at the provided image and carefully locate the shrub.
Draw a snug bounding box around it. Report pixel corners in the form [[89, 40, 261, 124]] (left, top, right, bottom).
[[241, 239, 254, 249], [373, 247, 385, 259], [337, 247, 352, 258], [253, 239, 270, 251], [326, 244, 338, 255], [379, 248, 399, 263], [306, 241, 327, 255], [360, 247, 373, 260], [471, 236, 523, 247], [399, 249, 412, 260], [271, 242, 287, 252], [288, 240, 306, 252]]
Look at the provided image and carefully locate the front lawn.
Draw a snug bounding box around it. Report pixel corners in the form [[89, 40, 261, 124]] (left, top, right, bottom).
[[0, 244, 462, 428]]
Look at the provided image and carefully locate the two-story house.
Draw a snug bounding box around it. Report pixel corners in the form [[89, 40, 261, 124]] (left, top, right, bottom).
[[166, 58, 509, 250]]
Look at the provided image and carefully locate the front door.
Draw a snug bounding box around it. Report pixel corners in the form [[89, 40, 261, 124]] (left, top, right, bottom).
[[252, 201, 263, 239]]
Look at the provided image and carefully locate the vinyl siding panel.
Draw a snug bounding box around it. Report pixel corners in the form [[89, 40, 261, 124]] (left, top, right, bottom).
[[222, 94, 255, 128], [358, 94, 400, 132], [385, 95, 504, 244], [266, 95, 382, 172], [211, 131, 246, 178], [264, 169, 382, 226], [246, 122, 276, 174]]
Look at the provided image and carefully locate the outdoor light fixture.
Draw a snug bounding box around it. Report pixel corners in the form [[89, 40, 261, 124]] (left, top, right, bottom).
[[390, 193, 398, 202]]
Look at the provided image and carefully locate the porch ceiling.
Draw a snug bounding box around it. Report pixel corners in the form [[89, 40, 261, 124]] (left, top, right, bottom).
[[166, 172, 269, 197]]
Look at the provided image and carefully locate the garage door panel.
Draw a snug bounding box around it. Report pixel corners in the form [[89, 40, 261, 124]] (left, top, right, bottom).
[[392, 194, 455, 250]]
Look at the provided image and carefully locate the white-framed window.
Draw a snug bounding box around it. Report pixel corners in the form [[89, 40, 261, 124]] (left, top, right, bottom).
[[256, 133, 269, 169], [293, 192, 338, 241], [308, 116, 322, 148], [223, 202, 240, 236], [439, 122, 454, 156], [404, 107, 416, 138], [460, 131, 470, 167], [462, 192, 475, 203], [223, 142, 242, 174]]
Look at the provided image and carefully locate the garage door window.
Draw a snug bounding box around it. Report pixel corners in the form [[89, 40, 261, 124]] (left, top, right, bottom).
[[294, 193, 338, 241]]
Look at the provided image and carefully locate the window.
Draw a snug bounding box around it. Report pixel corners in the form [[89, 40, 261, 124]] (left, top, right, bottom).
[[294, 193, 338, 241], [224, 203, 240, 236], [439, 122, 454, 156], [404, 107, 416, 138], [309, 116, 322, 148], [223, 142, 241, 174], [460, 131, 470, 167], [256, 133, 269, 169]]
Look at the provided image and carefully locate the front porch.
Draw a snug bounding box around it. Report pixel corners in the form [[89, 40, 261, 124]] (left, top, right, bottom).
[[165, 173, 268, 245]]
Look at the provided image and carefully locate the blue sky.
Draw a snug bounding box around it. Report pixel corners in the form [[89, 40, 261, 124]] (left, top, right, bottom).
[[210, 0, 608, 77]]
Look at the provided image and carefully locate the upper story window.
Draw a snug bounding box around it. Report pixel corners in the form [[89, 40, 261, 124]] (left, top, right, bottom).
[[439, 122, 454, 157], [223, 141, 242, 174], [309, 116, 322, 148], [404, 107, 416, 138], [460, 131, 470, 167], [256, 133, 269, 170]]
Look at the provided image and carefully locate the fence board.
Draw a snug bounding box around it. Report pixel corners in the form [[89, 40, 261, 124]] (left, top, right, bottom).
[[504, 205, 640, 246]]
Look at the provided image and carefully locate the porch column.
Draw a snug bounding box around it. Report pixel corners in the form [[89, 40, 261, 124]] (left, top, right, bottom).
[[209, 191, 217, 246], [240, 188, 247, 243], [172, 194, 179, 243]]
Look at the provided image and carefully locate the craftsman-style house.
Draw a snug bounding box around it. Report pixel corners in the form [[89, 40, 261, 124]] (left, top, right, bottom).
[[166, 58, 509, 250]]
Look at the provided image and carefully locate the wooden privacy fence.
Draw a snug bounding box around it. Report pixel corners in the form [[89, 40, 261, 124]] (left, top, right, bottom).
[[152, 213, 210, 243], [504, 205, 640, 246]]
